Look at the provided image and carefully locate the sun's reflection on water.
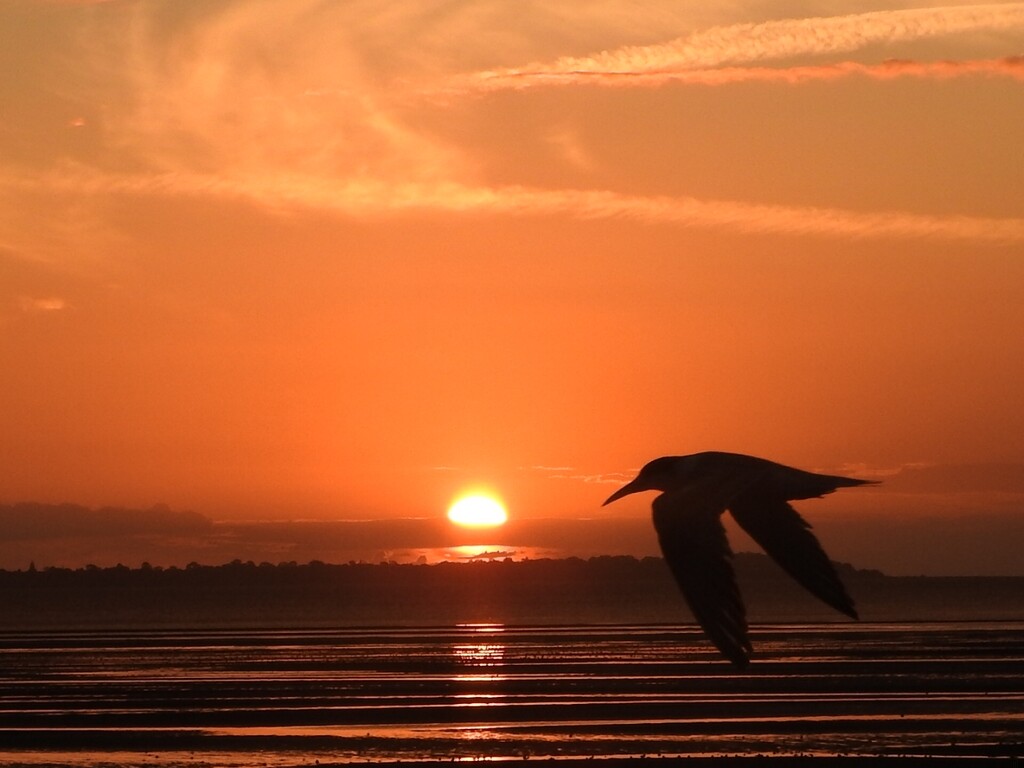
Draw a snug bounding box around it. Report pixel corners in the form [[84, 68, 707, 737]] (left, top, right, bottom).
[[451, 624, 506, 687]]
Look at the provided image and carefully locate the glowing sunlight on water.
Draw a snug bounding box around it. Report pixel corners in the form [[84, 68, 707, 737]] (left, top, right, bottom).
[[1, 623, 1022, 765]]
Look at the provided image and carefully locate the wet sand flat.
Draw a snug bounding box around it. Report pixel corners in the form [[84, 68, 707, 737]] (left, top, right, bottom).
[[0, 622, 1021, 765]]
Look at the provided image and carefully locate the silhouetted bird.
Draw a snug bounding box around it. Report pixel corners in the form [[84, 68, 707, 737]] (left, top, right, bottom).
[[604, 451, 875, 667]]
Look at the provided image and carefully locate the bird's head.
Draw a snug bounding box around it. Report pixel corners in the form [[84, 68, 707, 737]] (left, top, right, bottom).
[[603, 455, 687, 506]]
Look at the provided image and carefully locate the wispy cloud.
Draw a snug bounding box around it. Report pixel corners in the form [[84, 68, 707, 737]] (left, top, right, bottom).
[[7, 167, 1024, 243], [521, 465, 649, 486], [6, 1, 1023, 251], [831, 461, 932, 479], [451, 4, 1024, 92], [77, 0, 471, 187], [562, 473, 632, 486], [19, 296, 68, 313]]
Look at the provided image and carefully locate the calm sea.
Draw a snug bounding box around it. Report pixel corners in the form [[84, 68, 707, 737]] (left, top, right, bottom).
[[0, 622, 1021, 765]]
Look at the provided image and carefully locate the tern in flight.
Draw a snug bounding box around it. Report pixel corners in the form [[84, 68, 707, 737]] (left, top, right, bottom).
[[604, 451, 875, 667]]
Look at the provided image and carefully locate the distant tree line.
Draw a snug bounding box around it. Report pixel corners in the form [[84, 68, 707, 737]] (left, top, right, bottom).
[[1, 555, 1020, 630], [0, 552, 873, 586]]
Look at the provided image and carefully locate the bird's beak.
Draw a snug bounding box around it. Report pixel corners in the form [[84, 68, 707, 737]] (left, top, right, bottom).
[[602, 478, 645, 506]]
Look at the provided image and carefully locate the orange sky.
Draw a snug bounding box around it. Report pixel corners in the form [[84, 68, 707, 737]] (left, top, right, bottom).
[[2, 1, 1024, 573]]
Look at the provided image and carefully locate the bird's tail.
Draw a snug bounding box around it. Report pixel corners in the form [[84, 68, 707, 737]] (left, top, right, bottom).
[[780, 469, 878, 501]]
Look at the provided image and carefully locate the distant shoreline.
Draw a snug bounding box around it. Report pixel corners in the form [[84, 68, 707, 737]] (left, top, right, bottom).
[[2, 554, 1022, 630]]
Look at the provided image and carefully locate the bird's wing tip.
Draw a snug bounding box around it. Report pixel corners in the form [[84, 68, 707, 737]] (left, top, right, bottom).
[[727, 653, 751, 670]]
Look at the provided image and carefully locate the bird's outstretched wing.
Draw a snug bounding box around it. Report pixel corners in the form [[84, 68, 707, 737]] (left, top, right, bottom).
[[729, 494, 858, 619], [652, 487, 751, 668]]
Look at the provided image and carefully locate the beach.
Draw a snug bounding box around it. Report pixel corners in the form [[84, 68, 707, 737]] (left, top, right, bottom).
[[1, 622, 1021, 766]]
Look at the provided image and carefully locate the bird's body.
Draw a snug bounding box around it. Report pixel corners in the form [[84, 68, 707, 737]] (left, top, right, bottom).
[[604, 451, 875, 667]]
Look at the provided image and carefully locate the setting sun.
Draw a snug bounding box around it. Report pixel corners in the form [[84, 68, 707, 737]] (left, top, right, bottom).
[[447, 493, 508, 528]]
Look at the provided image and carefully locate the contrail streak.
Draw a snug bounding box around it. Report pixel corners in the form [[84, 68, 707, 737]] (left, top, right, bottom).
[[450, 56, 1024, 92], [455, 4, 1024, 92]]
